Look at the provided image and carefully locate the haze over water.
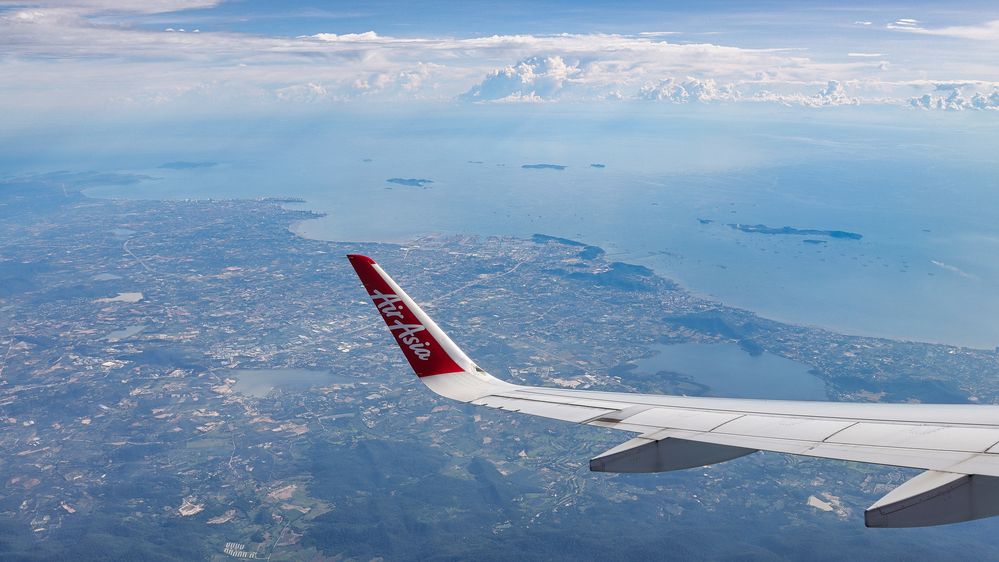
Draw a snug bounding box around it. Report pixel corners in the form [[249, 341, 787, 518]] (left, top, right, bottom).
[[42, 106, 999, 349]]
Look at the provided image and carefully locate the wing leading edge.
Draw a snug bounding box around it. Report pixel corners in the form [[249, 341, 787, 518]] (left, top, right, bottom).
[[347, 254, 999, 528]]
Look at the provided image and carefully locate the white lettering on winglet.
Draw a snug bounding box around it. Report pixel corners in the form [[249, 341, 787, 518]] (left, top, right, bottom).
[[371, 290, 431, 360]]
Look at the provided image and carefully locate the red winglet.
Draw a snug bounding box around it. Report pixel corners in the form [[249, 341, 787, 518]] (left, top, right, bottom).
[[347, 254, 466, 377]]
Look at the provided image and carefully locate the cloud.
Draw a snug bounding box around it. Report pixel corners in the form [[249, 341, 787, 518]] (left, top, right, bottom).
[[461, 56, 581, 102], [1, 1, 998, 114], [910, 87, 999, 111], [930, 260, 978, 280], [275, 82, 330, 103], [887, 18, 999, 40], [971, 90, 999, 109], [638, 78, 860, 108], [814, 80, 857, 105], [749, 80, 858, 107], [308, 31, 382, 42], [638, 77, 737, 103]]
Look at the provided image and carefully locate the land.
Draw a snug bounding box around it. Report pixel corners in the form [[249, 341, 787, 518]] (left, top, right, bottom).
[[521, 164, 567, 170], [159, 161, 218, 170], [728, 223, 863, 240], [2, 177, 999, 560], [386, 178, 433, 187]]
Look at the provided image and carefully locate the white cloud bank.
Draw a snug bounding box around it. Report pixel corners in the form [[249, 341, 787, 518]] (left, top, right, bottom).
[[638, 77, 737, 103], [887, 18, 999, 41], [2, 2, 999, 113], [910, 88, 999, 111], [460, 56, 582, 102]]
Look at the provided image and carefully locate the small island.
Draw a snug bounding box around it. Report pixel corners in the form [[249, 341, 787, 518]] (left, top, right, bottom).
[[522, 163, 567, 170], [158, 161, 217, 170], [386, 178, 433, 188], [590, 163, 606, 168], [728, 223, 862, 240]]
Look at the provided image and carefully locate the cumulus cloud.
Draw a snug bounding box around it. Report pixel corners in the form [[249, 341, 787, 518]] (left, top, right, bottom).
[[813, 80, 857, 105], [275, 82, 330, 103], [461, 56, 581, 102], [747, 80, 859, 107], [637, 78, 860, 108], [638, 77, 737, 103], [308, 31, 382, 42], [910, 87, 999, 111]]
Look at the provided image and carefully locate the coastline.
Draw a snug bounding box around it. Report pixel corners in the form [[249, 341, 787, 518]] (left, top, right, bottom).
[[81, 187, 994, 351]]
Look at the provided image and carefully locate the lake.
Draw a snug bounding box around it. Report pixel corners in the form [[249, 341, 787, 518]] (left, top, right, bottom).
[[105, 324, 146, 341], [230, 368, 352, 398], [632, 342, 828, 400]]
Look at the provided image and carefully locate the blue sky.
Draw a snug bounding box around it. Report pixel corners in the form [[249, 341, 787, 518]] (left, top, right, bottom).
[[1, 0, 999, 122]]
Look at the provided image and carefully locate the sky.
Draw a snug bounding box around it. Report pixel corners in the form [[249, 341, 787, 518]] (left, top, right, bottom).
[[2, 0, 999, 124]]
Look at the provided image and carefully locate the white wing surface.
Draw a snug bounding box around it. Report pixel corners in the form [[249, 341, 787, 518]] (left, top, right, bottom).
[[347, 254, 999, 528]]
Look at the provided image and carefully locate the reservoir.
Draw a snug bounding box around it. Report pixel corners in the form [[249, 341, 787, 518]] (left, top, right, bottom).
[[231, 368, 351, 398], [105, 324, 146, 341], [632, 342, 827, 400]]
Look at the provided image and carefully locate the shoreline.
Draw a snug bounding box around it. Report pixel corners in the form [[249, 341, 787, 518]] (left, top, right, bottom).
[[81, 187, 993, 352]]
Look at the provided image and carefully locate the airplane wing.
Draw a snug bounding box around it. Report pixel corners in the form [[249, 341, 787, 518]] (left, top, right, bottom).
[[346, 254, 999, 528]]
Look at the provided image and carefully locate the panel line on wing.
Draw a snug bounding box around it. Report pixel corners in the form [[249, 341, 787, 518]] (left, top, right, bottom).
[[820, 421, 859, 442]]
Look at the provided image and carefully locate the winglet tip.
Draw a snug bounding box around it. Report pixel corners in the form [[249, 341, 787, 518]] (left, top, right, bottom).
[[346, 254, 376, 265]]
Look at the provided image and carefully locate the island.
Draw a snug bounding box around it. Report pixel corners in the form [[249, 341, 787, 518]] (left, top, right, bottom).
[[521, 163, 567, 170], [728, 223, 863, 240], [386, 177, 433, 187], [158, 160, 217, 170]]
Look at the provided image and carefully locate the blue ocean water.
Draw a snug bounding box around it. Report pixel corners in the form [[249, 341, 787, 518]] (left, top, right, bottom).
[[32, 105, 999, 348]]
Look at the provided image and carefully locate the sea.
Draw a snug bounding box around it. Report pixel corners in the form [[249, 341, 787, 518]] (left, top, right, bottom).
[[34, 104, 999, 349]]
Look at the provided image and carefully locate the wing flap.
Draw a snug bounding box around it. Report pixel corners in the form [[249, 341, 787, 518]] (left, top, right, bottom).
[[659, 430, 999, 475], [590, 434, 756, 473], [865, 470, 999, 527]]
